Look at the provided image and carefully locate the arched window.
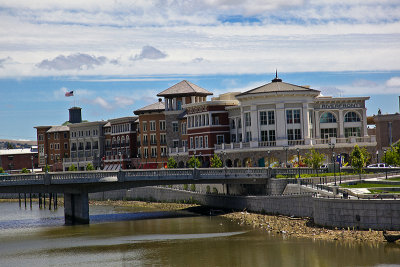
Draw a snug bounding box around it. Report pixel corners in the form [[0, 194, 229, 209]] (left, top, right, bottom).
[[112, 137, 116, 144], [117, 136, 120, 144], [320, 112, 337, 123], [126, 135, 130, 144], [344, 112, 360, 122]]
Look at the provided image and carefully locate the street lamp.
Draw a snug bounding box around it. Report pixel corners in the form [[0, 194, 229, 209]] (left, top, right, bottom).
[[267, 150, 271, 168], [199, 152, 202, 168], [376, 150, 379, 163], [384, 149, 387, 179], [296, 148, 300, 179], [45, 154, 48, 173], [119, 152, 122, 170], [339, 154, 342, 185], [176, 153, 179, 168], [31, 156, 34, 173], [283, 146, 289, 168], [333, 152, 336, 186]]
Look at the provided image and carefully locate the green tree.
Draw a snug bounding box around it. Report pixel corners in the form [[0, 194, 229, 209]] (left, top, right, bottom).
[[383, 143, 400, 166], [167, 157, 177, 168], [68, 164, 77, 171], [21, 168, 30, 173], [350, 145, 370, 178], [188, 156, 201, 168], [304, 148, 325, 170], [86, 163, 95, 171], [210, 154, 223, 168], [43, 165, 50, 172], [6, 142, 14, 149], [0, 167, 4, 173], [190, 184, 196, 192]]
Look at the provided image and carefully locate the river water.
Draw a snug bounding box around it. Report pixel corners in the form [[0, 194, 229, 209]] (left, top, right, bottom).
[[0, 202, 400, 267]]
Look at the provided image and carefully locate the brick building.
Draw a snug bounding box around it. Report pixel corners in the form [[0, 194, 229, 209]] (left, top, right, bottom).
[[134, 99, 167, 169], [373, 113, 400, 150], [103, 116, 139, 170], [0, 147, 38, 173]]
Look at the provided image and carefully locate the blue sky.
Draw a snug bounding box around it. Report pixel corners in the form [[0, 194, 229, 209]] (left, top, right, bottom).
[[0, 0, 400, 140]]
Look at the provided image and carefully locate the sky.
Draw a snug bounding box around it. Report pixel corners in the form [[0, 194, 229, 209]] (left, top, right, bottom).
[[0, 0, 400, 141]]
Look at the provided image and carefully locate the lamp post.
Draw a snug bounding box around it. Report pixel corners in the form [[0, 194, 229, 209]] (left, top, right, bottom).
[[45, 154, 48, 173], [283, 146, 289, 168], [333, 152, 336, 186], [199, 152, 202, 168], [267, 150, 271, 168], [296, 148, 300, 179], [176, 153, 179, 168], [376, 150, 379, 163], [119, 152, 122, 170], [145, 155, 148, 169], [384, 149, 387, 179], [328, 142, 335, 177], [193, 150, 197, 169], [339, 154, 342, 185], [31, 156, 34, 173]]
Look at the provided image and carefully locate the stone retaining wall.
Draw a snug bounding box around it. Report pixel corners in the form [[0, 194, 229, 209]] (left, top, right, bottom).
[[98, 187, 400, 230]]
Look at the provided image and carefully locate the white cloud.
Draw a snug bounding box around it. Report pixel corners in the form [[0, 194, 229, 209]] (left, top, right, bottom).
[[114, 96, 134, 107], [386, 77, 400, 87], [36, 53, 108, 70], [132, 46, 167, 60], [0, 1, 400, 77], [92, 96, 112, 110]]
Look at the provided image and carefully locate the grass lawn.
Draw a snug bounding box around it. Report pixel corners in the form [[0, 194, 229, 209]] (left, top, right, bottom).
[[340, 183, 400, 188]]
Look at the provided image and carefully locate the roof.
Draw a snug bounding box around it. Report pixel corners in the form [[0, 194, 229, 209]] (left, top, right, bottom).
[[134, 101, 165, 115], [0, 147, 37, 156], [47, 126, 69, 133], [157, 80, 213, 97], [236, 77, 320, 98]]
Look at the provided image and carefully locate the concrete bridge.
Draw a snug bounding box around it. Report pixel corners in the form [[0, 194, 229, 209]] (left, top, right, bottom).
[[0, 168, 273, 224]]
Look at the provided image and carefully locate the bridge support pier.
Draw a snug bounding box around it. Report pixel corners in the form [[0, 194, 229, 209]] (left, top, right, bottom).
[[64, 192, 89, 225]]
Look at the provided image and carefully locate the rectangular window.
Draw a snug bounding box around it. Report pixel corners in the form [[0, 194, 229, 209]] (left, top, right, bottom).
[[345, 127, 361, 138], [238, 133, 242, 142], [142, 122, 147, 132], [204, 136, 208, 147], [288, 129, 302, 140], [150, 134, 157, 145], [173, 140, 179, 148], [231, 134, 236, 143], [144, 147, 148, 158], [260, 111, 268, 125], [159, 120, 166, 131], [238, 118, 242, 128], [287, 129, 294, 140], [287, 109, 301, 124], [181, 122, 187, 134], [161, 147, 167, 157], [38, 134, 44, 141], [268, 111, 275, 125], [151, 147, 157, 158], [172, 122, 179, 132], [64, 142, 68, 149], [195, 137, 199, 148], [217, 135, 224, 145], [199, 136, 203, 148], [245, 131, 252, 142], [50, 143, 53, 149], [143, 135, 148, 145], [160, 134, 167, 144], [190, 137, 194, 149], [286, 110, 293, 124], [321, 128, 337, 139], [231, 119, 236, 129], [245, 113, 251, 126], [269, 130, 276, 141], [150, 121, 156, 131], [261, 130, 268, 141]]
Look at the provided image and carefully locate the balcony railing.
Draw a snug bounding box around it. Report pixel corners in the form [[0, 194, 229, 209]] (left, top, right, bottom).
[[288, 139, 305, 146]]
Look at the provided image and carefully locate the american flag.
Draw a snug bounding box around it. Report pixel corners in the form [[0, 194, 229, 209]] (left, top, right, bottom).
[[65, 91, 74, 97]]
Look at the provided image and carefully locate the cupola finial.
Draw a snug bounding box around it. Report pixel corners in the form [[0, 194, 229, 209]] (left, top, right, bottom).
[[272, 69, 282, 82]]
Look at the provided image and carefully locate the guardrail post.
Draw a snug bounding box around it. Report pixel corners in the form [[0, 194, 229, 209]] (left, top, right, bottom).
[[193, 168, 200, 180], [44, 173, 51, 185], [117, 170, 125, 182]]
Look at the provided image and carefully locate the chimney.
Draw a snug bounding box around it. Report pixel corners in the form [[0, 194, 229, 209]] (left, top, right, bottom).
[[69, 107, 82, 124]]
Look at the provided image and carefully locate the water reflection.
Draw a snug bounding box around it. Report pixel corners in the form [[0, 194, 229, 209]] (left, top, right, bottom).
[[0, 202, 400, 267]]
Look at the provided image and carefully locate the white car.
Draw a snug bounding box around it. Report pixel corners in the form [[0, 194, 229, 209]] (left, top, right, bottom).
[[367, 163, 393, 168]]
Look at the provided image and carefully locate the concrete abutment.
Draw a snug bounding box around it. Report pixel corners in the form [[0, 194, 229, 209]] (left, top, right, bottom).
[[64, 192, 89, 225]]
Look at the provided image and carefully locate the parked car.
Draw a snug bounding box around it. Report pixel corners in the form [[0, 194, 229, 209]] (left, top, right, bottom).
[[320, 164, 328, 169], [367, 163, 393, 168]]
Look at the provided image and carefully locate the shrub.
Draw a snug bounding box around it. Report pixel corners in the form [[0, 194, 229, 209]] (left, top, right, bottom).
[[167, 157, 177, 168], [68, 164, 77, 171], [206, 185, 211, 194], [210, 154, 223, 168], [86, 163, 95, 171], [212, 187, 218, 194], [190, 184, 196, 192], [21, 168, 30, 173], [183, 184, 188, 191]]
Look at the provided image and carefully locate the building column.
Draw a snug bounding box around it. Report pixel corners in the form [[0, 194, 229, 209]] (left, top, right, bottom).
[[339, 110, 344, 138], [275, 103, 286, 146], [191, 96, 195, 103], [302, 103, 310, 145], [208, 113, 212, 126], [250, 106, 258, 141], [315, 110, 320, 139], [362, 109, 368, 136], [240, 107, 245, 142]]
